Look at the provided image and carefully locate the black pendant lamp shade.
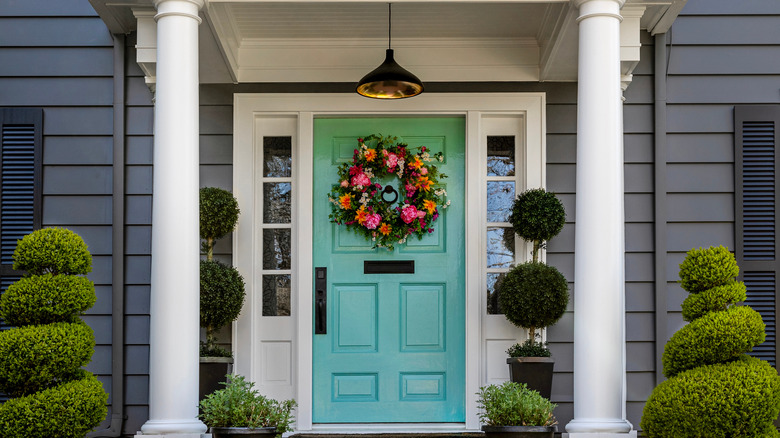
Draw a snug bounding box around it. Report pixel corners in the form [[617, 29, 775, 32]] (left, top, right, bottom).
[[356, 5, 424, 99]]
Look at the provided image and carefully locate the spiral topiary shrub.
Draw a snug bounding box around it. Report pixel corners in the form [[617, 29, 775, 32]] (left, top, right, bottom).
[[641, 246, 780, 437], [508, 188, 566, 263], [0, 228, 107, 437]]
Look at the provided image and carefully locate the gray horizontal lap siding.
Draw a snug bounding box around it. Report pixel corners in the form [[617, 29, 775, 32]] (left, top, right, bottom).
[[0, 1, 119, 433]]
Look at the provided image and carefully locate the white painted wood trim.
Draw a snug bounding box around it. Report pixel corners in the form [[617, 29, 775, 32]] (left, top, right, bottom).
[[233, 93, 546, 432]]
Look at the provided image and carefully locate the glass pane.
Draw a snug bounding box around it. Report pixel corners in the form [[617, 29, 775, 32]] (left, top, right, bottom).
[[264, 137, 292, 177], [487, 181, 515, 223], [263, 274, 291, 316], [487, 227, 515, 269], [263, 229, 291, 270], [486, 273, 506, 315], [263, 182, 292, 224], [487, 136, 515, 177]]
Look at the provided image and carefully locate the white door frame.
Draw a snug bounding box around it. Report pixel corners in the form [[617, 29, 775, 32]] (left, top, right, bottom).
[[232, 93, 546, 432]]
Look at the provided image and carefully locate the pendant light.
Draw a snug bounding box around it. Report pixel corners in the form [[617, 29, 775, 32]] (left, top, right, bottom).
[[356, 3, 424, 99]]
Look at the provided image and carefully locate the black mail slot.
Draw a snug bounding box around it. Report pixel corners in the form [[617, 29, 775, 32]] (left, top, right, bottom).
[[364, 260, 415, 274]]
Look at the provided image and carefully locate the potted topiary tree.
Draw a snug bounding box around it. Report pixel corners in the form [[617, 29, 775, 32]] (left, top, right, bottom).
[[641, 246, 780, 437], [498, 188, 568, 399], [477, 381, 557, 438], [199, 374, 296, 438], [0, 228, 108, 438], [200, 187, 246, 401]]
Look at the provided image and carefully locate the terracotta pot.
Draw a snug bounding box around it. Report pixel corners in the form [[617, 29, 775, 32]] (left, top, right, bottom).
[[482, 425, 557, 438], [210, 426, 276, 437], [506, 356, 554, 399]]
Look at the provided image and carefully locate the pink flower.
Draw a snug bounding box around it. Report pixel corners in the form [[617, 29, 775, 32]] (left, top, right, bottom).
[[351, 172, 371, 187], [340, 180, 349, 187], [419, 167, 428, 175], [417, 210, 426, 219], [400, 205, 418, 224], [386, 153, 398, 169], [364, 213, 381, 229]]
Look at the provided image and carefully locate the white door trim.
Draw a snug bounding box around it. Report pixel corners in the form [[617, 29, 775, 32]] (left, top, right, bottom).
[[233, 93, 546, 432]]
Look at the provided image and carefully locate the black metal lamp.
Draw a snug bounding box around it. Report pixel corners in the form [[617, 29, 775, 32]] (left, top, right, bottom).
[[356, 4, 424, 99]]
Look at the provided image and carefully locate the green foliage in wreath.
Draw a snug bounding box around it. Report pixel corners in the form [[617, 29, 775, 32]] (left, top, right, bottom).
[[328, 134, 450, 250]]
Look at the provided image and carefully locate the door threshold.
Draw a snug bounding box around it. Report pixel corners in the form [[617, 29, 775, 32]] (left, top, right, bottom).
[[299, 423, 479, 435]]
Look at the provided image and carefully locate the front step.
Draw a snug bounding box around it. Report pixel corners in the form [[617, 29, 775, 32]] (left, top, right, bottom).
[[290, 434, 484, 438]]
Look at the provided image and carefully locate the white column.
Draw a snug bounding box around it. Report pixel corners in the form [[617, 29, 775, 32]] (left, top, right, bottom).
[[565, 0, 634, 436], [139, 0, 206, 436]]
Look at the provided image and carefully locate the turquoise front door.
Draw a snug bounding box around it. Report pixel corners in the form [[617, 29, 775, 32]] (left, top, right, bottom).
[[312, 117, 466, 423]]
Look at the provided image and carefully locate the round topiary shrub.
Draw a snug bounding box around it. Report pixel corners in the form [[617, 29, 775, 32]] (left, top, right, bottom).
[[1, 274, 96, 326], [12, 227, 92, 275], [642, 356, 780, 438], [641, 246, 780, 437], [662, 305, 765, 378], [0, 374, 109, 438], [498, 261, 568, 342], [0, 228, 107, 435], [678, 245, 739, 293], [200, 260, 246, 356], [200, 187, 240, 259], [508, 188, 565, 262], [681, 281, 746, 322]]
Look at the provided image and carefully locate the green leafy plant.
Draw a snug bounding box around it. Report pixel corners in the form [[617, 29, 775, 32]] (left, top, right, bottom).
[[200, 260, 246, 355], [477, 381, 556, 427], [499, 262, 568, 356], [506, 338, 551, 358], [200, 187, 240, 261], [641, 246, 780, 437], [0, 228, 107, 437], [508, 188, 565, 263], [199, 374, 296, 437]]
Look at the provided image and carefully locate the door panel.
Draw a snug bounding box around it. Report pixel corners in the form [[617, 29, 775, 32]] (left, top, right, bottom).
[[312, 117, 465, 423]]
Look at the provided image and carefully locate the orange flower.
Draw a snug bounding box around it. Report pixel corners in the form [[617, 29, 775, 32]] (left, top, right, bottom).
[[364, 148, 377, 162], [423, 199, 437, 214], [415, 176, 432, 192], [409, 156, 423, 169], [379, 223, 392, 236], [339, 193, 353, 210], [355, 205, 368, 224]]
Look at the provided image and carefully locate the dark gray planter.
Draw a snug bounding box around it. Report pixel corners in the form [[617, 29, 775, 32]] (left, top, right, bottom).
[[506, 356, 554, 399], [210, 426, 276, 438], [482, 425, 556, 438], [200, 356, 233, 401]]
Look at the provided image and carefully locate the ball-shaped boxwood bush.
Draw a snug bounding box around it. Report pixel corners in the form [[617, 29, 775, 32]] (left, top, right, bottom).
[[642, 355, 780, 438], [681, 281, 746, 322], [200, 187, 240, 243], [497, 261, 568, 340], [201, 260, 246, 355], [678, 245, 739, 293], [662, 305, 765, 378], [508, 188, 565, 261], [0, 321, 95, 397], [12, 227, 92, 275], [1, 274, 96, 326], [0, 374, 108, 438]]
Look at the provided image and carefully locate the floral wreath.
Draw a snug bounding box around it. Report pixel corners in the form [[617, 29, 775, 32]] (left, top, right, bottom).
[[328, 134, 451, 250]]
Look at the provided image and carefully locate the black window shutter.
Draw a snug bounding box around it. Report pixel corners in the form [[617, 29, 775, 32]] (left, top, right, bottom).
[[735, 105, 780, 367], [0, 108, 43, 329]]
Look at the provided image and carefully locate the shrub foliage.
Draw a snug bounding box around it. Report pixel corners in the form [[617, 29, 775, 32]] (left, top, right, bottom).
[[200, 187, 240, 258], [200, 260, 246, 354], [508, 188, 565, 262], [476, 381, 557, 427], [0, 228, 107, 437], [641, 246, 780, 437]]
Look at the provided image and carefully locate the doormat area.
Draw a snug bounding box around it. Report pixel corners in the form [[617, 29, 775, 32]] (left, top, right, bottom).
[[290, 434, 485, 438]]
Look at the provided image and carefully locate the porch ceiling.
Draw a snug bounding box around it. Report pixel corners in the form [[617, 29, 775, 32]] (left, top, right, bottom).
[[90, 0, 686, 84]]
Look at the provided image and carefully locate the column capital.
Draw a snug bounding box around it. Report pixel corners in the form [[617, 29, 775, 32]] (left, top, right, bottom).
[[154, 0, 205, 9], [154, 0, 205, 23], [572, 0, 626, 9]]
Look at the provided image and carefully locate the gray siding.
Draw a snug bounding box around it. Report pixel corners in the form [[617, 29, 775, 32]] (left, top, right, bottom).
[[0, 0, 119, 432]]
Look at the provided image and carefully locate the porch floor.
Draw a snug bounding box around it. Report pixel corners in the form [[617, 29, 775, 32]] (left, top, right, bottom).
[[290, 434, 485, 438]]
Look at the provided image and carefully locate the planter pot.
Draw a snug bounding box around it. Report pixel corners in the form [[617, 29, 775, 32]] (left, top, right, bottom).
[[506, 356, 554, 399], [200, 356, 234, 401], [482, 425, 557, 438], [210, 427, 276, 438]]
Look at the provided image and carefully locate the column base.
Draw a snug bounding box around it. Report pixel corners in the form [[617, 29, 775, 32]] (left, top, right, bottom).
[[135, 434, 205, 438], [139, 418, 208, 435], [564, 433, 636, 438]]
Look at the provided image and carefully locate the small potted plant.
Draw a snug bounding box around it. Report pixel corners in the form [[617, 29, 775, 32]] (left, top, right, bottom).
[[199, 374, 296, 438], [477, 381, 557, 438], [200, 187, 246, 400], [499, 188, 568, 398]]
